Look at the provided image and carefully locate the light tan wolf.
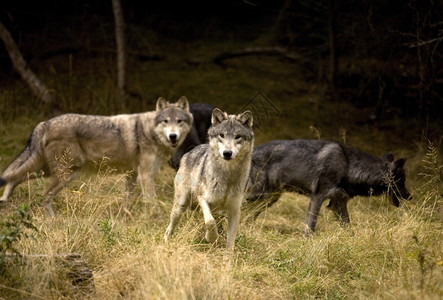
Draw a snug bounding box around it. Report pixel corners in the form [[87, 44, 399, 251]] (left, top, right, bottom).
[[164, 108, 254, 251], [0, 97, 193, 217]]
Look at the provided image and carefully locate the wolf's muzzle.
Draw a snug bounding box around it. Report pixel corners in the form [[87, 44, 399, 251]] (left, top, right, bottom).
[[169, 134, 178, 147], [223, 150, 233, 160]]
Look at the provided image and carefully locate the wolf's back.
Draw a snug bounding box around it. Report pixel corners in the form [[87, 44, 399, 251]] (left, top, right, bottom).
[[0, 122, 47, 184]]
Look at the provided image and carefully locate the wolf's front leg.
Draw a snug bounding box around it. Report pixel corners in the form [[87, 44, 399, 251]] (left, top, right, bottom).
[[226, 201, 241, 251], [122, 172, 138, 216], [199, 197, 218, 243], [138, 155, 160, 199], [138, 171, 155, 199], [164, 190, 189, 242]]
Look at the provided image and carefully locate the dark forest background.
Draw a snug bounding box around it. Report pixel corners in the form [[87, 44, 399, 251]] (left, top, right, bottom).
[[1, 0, 442, 144]]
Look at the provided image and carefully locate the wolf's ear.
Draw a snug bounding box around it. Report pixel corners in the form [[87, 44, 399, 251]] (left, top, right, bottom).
[[211, 108, 227, 125], [156, 97, 169, 111], [176, 96, 190, 112], [237, 110, 253, 128], [382, 152, 394, 162], [394, 158, 407, 170]]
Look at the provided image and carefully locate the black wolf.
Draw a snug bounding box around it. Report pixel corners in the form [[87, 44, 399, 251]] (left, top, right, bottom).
[[245, 139, 411, 234], [170, 103, 215, 170]]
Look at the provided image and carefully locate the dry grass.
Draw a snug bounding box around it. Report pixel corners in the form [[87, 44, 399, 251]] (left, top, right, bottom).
[[0, 140, 442, 299]]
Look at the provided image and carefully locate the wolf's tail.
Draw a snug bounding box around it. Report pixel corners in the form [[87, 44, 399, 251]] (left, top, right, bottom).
[[0, 122, 47, 185]]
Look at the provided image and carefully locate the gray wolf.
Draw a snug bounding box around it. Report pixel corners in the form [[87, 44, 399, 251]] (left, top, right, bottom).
[[0, 96, 193, 217], [169, 103, 215, 170], [245, 139, 411, 235], [164, 108, 254, 251]]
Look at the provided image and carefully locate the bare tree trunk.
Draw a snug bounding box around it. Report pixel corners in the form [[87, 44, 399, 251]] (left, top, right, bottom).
[[327, 0, 338, 100], [112, 0, 127, 102], [0, 20, 54, 104]]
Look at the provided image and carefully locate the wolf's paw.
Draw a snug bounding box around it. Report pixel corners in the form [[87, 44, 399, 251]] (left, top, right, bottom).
[[42, 203, 55, 218], [303, 226, 314, 237], [205, 230, 218, 244], [164, 228, 172, 243], [205, 219, 218, 243]]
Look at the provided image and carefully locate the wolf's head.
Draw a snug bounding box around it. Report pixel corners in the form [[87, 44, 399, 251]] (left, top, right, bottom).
[[382, 152, 411, 206], [208, 108, 254, 161], [154, 96, 194, 148]]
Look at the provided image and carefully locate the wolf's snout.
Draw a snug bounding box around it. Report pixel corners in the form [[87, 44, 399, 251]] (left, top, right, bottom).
[[223, 150, 233, 160], [169, 133, 178, 147], [399, 187, 412, 201], [391, 189, 411, 207], [403, 191, 412, 201]]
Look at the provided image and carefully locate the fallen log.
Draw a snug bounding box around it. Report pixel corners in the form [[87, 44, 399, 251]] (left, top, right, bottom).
[[213, 46, 300, 66], [4, 252, 94, 294]]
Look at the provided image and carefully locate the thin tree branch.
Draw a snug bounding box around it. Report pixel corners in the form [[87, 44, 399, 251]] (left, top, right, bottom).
[[0, 20, 54, 104]]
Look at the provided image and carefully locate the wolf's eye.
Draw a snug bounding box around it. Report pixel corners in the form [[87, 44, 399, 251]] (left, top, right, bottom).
[[177, 119, 183, 124], [235, 135, 242, 140], [219, 134, 224, 138], [163, 120, 168, 124]]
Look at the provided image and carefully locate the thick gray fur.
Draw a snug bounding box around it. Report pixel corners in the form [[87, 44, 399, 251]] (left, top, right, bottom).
[[165, 108, 254, 251], [0, 97, 193, 217], [245, 139, 411, 235]]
